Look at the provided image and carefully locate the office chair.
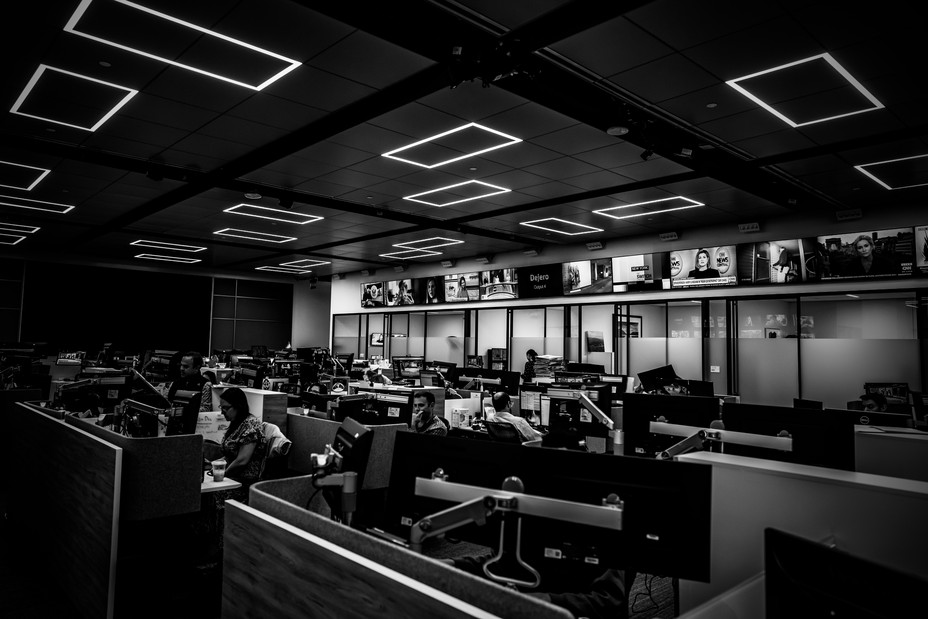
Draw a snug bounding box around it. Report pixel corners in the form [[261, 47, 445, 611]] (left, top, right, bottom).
[[484, 421, 523, 444]]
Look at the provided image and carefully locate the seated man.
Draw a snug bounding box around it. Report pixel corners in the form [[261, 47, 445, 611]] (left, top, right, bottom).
[[167, 351, 213, 434], [411, 390, 448, 436], [859, 392, 888, 412], [489, 392, 542, 442]]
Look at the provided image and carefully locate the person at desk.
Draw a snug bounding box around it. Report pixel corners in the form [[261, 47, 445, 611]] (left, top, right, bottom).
[[859, 392, 888, 412], [687, 248, 721, 279], [365, 368, 392, 385], [523, 349, 537, 382], [166, 352, 212, 434], [218, 387, 267, 487], [489, 391, 542, 442], [412, 390, 448, 436]]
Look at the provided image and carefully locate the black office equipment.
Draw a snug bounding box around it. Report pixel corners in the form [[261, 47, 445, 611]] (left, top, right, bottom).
[[456, 368, 521, 396], [484, 420, 523, 443], [846, 410, 914, 428], [793, 398, 824, 410], [392, 356, 425, 380], [764, 528, 928, 619], [566, 362, 606, 374], [621, 393, 722, 458], [636, 365, 681, 393]]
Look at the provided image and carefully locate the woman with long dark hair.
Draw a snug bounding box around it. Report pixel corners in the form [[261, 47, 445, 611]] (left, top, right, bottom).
[[219, 387, 266, 484]]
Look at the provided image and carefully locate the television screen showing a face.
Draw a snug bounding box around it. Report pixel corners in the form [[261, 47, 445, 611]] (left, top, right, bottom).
[[445, 272, 479, 302], [417, 276, 445, 305], [360, 281, 385, 308], [815, 227, 914, 281], [669, 246, 738, 289]]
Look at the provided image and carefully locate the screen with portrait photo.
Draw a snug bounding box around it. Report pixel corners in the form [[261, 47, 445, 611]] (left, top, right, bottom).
[[360, 281, 385, 308], [736, 238, 820, 285], [444, 272, 480, 302], [669, 246, 738, 289], [385, 279, 416, 306], [416, 276, 445, 305], [915, 225, 928, 275], [815, 227, 914, 281], [479, 268, 519, 300], [612, 253, 672, 292]]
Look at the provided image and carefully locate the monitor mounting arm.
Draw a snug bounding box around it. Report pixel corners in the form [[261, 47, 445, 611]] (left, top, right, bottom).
[[311, 445, 358, 527]]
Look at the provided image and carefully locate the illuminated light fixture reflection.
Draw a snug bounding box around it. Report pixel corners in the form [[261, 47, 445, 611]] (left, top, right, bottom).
[[279, 258, 331, 268], [403, 180, 510, 207], [64, 0, 301, 90], [135, 253, 201, 264], [0, 160, 51, 191], [0, 194, 75, 214], [224, 203, 323, 225], [382, 122, 522, 169], [854, 153, 928, 190], [214, 228, 296, 244], [379, 248, 441, 260], [256, 266, 312, 274], [394, 236, 464, 250], [0, 222, 40, 234], [10, 64, 138, 131], [0, 233, 26, 245], [726, 53, 884, 127], [594, 196, 704, 220], [519, 218, 602, 236], [130, 239, 206, 252]]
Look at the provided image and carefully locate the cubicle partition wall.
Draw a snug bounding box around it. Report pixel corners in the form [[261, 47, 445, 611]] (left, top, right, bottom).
[[10, 402, 121, 619]]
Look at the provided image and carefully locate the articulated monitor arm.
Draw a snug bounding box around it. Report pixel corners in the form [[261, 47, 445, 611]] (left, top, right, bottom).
[[657, 430, 708, 460], [311, 445, 359, 527], [409, 495, 496, 553]]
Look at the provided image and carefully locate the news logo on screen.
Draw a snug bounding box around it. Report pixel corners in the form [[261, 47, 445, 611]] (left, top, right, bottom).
[[670, 246, 738, 289], [815, 227, 914, 281]]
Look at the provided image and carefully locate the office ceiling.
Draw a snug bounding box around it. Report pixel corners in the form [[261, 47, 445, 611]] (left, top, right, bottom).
[[2, 0, 927, 281]]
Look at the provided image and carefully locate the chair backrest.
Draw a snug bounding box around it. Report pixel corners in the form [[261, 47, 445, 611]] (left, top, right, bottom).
[[261, 422, 292, 458], [484, 420, 523, 444]]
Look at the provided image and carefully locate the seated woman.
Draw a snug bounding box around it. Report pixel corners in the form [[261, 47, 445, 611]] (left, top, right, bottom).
[[219, 387, 267, 489]]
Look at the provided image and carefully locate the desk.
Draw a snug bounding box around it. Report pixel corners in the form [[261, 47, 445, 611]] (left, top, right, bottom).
[[201, 471, 242, 493]]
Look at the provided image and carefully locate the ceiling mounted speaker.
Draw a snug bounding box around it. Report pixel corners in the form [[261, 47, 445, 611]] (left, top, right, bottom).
[[332, 273, 344, 280], [393, 265, 408, 273], [474, 255, 492, 264], [360, 269, 375, 277], [835, 208, 863, 221], [738, 222, 760, 233], [659, 232, 678, 242], [585, 241, 604, 251], [523, 248, 540, 257], [441, 259, 456, 268]]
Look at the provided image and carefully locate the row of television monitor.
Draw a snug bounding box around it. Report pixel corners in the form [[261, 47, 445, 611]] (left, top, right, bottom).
[[360, 225, 928, 307]]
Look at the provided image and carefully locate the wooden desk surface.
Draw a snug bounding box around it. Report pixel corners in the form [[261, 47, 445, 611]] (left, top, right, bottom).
[[201, 471, 242, 493]]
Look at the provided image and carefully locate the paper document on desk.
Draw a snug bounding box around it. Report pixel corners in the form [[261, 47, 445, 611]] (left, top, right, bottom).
[[195, 412, 230, 443]]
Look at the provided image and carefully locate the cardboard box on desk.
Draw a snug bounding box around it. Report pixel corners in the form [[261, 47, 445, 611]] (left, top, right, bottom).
[[195, 411, 230, 444]]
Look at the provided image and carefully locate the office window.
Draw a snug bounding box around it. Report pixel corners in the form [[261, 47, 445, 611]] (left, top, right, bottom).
[[735, 298, 799, 407]]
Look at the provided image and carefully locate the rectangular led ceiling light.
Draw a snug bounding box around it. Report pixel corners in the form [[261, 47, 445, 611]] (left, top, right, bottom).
[[379, 249, 442, 260], [214, 228, 296, 243], [135, 253, 201, 263], [0, 233, 26, 245], [130, 239, 206, 252], [224, 204, 323, 224], [280, 258, 331, 268], [519, 218, 603, 235], [382, 122, 521, 169], [0, 160, 51, 191], [0, 222, 40, 234], [854, 153, 928, 190], [256, 265, 312, 274], [395, 237, 464, 250], [64, 0, 302, 90], [0, 194, 75, 214], [403, 180, 510, 207], [10, 65, 138, 131], [594, 196, 705, 220], [726, 53, 883, 127]]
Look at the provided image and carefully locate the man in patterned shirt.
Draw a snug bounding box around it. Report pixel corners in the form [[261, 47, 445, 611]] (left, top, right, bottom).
[[411, 390, 448, 436]]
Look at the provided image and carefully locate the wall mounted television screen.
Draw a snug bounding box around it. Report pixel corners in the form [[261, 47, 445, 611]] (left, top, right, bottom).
[[669, 245, 738, 289], [479, 268, 519, 300], [444, 272, 480, 302], [369, 333, 384, 347], [916, 224, 928, 275], [736, 238, 821, 285], [815, 227, 914, 281], [360, 281, 385, 308], [385, 278, 417, 306], [562, 258, 611, 295], [417, 276, 445, 305], [612, 253, 672, 292]]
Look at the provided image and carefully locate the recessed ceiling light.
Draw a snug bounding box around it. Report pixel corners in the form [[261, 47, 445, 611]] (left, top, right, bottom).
[[134, 254, 201, 263], [130, 239, 206, 252], [256, 266, 312, 274], [594, 196, 704, 220], [403, 180, 510, 207], [382, 122, 521, 169], [10, 64, 138, 131], [394, 237, 464, 250], [0, 194, 75, 214], [64, 0, 302, 90], [224, 203, 322, 224], [379, 249, 442, 259], [214, 228, 296, 243], [279, 259, 331, 268], [0, 160, 51, 191], [0, 222, 40, 234], [726, 53, 883, 127], [519, 218, 603, 236], [0, 233, 26, 245], [854, 153, 928, 190]]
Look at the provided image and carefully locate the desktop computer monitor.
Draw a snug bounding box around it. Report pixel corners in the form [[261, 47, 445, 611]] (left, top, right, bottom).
[[417, 370, 445, 388], [636, 365, 680, 393], [621, 393, 722, 458], [392, 356, 425, 380]]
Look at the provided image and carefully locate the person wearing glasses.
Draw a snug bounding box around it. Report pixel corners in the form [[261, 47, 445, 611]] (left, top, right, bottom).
[[167, 351, 212, 433], [218, 387, 267, 485]]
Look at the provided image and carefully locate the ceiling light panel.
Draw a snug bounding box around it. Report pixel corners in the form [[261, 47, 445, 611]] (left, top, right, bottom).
[[0, 233, 26, 245], [256, 266, 312, 274], [854, 153, 928, 190], [224, 203, 323, 224], [726, 53, 883, 127], [130, 239, 206, 252], [395, 237, 464, 250], [0, 222, 40, 234], [379, 249, 442, 259], [214, 228, 296, 243], [0, 195, 76, 214], [134, 253, 201, 263], [9, 65, 138, 131], [519, 218, 603, 235], [64, 0, 302, 90], [0, 161, 51, 191], [594, 196, 705, 220], [382, 123, 522, 169], [403, 180, 511, 207], [279, 259, 331, 268]]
